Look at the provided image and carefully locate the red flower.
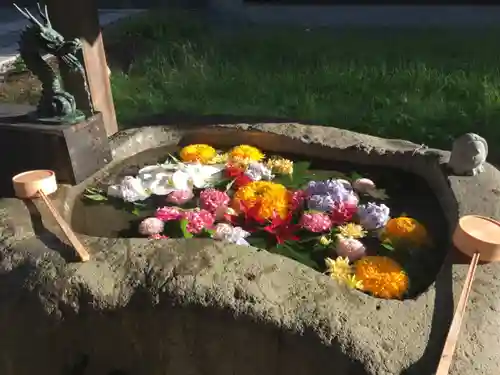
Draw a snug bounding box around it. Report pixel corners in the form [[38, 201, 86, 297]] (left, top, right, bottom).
[[330, 201, 357, 224], [225, 164, 252, 188], [239, 199, 266, 228], [264, 211, 300, 244], [289, 189, 306, 211]]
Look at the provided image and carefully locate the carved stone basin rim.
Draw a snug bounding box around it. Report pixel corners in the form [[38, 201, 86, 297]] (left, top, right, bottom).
[[1, 122, 499, 375]]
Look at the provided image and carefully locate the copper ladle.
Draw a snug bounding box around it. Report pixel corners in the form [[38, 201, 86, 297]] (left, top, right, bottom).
[[436, 215, 500, 375], [12, 170, 90, 262]]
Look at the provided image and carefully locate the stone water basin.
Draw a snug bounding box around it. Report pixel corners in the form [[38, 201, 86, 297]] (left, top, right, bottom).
[[0, 123, 499, 375]]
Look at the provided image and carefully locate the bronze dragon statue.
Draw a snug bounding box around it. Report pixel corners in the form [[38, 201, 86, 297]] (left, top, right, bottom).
[[13, 3, 94, 124]]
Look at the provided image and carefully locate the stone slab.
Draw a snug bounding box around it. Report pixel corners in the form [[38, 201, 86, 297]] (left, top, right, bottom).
[[0, 104, 111, 196], [0, 122, 499, 375]]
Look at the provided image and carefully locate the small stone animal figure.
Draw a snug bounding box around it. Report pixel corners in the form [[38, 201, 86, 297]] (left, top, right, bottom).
[[448, 133, 488, 176]]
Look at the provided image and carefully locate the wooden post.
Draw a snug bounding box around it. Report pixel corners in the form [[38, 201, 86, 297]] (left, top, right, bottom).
[[44, 0, 118, 137]]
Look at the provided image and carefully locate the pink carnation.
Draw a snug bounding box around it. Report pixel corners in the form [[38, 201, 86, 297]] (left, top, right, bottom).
[[330, 202, 356, 225], [139, 217, 165, 236], [290, 189, 306, 211], [300, 212, 333, 233], [155, 206, 183, 221], [182, 209, 215, 234], [199, 188, 230, 213], [166, 189, 194, 205], [335, 236, 366, 261]]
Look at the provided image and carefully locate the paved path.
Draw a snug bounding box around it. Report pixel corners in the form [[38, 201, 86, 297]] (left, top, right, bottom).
[[0, 8, 144, 73]]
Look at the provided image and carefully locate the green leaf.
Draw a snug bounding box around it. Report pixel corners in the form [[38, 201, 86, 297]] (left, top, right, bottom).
[[179, 219, 194, 238], [131, 207, 142, 216], [274, 242, 319, 269], [350, 171, 364, 181], [381, 242, 395, 251], [83, 193, 107, 201]]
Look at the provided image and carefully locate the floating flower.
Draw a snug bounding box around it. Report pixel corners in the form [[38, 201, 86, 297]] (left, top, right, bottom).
[[300, 212, 333, 233], [139, 217, 165, 236], [352, 178, 376, 193], [335, 235, 366, 261], [355, 256, 409, 299], [199, 188, 230, 213], [338, 223, 367, 239], [330, 201, 357, 224], [380, 216, 430, 248], [182, 209, 215, 234], [229, 145, 265, 163], [155, 206, 183, 222], [357, 202, 390, 230], [166, 189, 194, 205], [264, 212, 300, 244], [325, 256, 353, 282], [244, 162, 274, 181], [266, 157, 294, 175], [290, 189, 306, 211], [319, 235, 333, 246], [307, 194, 335, 212], [212, 223, 251, 246], [207, 152, 229, 164], [179, 144, 217, 164], [305, 179, 350, 201], [232, 181, 290, 220], [225, 164, 253, 188], [343, 274, 364, 289], [107, 176, 151, 202], [137, 165, 177, 195], [178, 163, 225, 189]]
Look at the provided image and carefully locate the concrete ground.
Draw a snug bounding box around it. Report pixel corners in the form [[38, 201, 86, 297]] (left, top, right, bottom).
[[0, 8, 144, 73]]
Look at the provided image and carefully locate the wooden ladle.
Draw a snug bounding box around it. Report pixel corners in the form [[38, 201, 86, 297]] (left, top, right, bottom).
[[12, 170, 90, 262], [435, 215, 500, 375]]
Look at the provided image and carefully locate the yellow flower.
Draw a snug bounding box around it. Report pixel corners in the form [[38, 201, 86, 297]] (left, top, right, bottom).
[[266, 157, 294, 175], [338, 223, 367, 239], [179, 144, 217, 164], [229, 145, 265, 163], [207, 152, 229, 164], [319, 235, 333, 246], [343, 274, 364, 290], [232, 181, 289, 220], [380, 216, 429, 248], [354, 256, 409, 299], [325, 256, 353, 281]]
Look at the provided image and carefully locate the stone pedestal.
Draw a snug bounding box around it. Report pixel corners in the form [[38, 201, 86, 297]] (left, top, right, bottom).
[[0, 104, 111, 197]]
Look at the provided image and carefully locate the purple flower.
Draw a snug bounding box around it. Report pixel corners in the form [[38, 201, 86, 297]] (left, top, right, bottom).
[[357, 202, 390, 230], [306, 179, 351, 202], [307, 194, 336, 212]]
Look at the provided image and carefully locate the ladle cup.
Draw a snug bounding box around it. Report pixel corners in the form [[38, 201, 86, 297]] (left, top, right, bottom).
[[435, 215, 500, 375], [12, 170, 90, 262]]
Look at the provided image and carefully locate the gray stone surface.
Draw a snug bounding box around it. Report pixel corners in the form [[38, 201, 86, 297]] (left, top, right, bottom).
[[1, 123, 500, 375]]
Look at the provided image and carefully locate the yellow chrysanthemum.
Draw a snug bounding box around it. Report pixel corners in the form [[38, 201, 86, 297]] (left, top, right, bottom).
[[338, 223, 367, 239], [229, 145, 265, 163], [343, 274, 364, 290], [319, 235, 333, 246], [232, 181, 289, 220], [179, 144, 217, 164], [380, 216, 429, 248], [266, 157, 294, 175], [354, 256, 409, 299], [325, 256, 352, 281], [207, 152, 229, 164]]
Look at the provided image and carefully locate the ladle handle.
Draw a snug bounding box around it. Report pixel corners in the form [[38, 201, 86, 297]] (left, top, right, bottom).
[[38, 190, 90, 262], [435, 251, 480, 375]]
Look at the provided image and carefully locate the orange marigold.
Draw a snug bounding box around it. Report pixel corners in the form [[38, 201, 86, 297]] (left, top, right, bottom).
[[179, 144, 217, 164], [355, 256, 409, 299], [232, 181, 289, 220], [380, 216, 429, 248]]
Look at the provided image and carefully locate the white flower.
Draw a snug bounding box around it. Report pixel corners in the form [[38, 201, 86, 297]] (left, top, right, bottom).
[[244, 162, 274, 181], [180, 163, 225, 188], [107, 176, 151, 202], [212, 223, 251, 246], [138, 165, 176, 196]]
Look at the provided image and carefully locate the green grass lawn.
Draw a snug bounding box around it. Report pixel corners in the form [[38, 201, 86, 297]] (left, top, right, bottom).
[[106, 11, 500, 155]]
